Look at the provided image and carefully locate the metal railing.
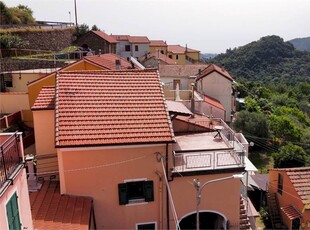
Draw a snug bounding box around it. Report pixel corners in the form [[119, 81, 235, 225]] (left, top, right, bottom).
[[0, 133, 23, 188], [173, 149, 244, 172]]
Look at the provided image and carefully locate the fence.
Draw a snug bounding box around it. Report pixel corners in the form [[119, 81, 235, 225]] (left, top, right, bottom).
[[0, 111, 22, 130]]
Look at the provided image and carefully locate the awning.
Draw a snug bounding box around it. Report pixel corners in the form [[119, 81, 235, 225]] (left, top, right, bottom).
[[166, 100, 193, 116], [245, 156, 258, 172], [281, 205, 302, 220]]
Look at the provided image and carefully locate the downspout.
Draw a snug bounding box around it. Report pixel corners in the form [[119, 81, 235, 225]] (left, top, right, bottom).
[[90, 201, 97, 230], [166, 143, 170, 230], [155, 170, 163, 230]]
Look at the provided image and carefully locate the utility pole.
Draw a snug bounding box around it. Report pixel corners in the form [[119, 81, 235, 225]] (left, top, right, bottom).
[[74, 0, 78, 26]]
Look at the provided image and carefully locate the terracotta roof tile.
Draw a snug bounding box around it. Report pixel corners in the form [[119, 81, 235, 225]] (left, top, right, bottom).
[[150, 40, 167, 47], [32, 86, 55, 110], [159, 64, 209, 77], [271, 167, 310, 207], [30, 181, 92, 230], [128, 36, 150, 44], [91, 30, 117, 43], [140, 52, 176, 65], [167, 45, 200, 54], [175, 113, 219, 131], [196, 64, 233, 81], [84, 53, 134, 70], [55, 69, 175, 147], [111, 34, 130, 41], [204, 95, 225, 110]]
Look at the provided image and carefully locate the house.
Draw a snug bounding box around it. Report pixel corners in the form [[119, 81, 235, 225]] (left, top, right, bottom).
[[149, 40, 168, 55], [139, 52, 176, 68], [31, 68, 252, 229], [269, 167, 310, 229], [112, 35, 150, 61], [0, 132, 33, 230], [196, 64, 236, 122], [75, 30, 117, 54], [167, 45, 200, 64]]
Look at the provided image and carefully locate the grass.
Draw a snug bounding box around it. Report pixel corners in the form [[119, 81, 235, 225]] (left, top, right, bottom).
[[256, 216, 265, 229], [249, 151, 274, 174]]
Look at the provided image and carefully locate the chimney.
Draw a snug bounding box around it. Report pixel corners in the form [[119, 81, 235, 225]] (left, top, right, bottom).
[[115, 59, 121, 70], [190, 83, 195, 116]]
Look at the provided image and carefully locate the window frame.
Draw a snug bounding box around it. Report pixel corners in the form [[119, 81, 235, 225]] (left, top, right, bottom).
[[277, 173, 283, 195], [136, 221, 157, 230], [6, 191, 21, 230], [135, 45, 139, 52], [125, 45, 131, 52]]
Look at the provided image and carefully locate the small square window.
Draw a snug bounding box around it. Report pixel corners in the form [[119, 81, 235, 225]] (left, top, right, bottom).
[[125, 45, 131, 52], [135, 45, 139, 52], [176, 54, 179, 60]]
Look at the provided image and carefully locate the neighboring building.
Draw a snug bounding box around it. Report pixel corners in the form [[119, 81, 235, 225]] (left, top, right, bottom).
[[139, 52, 176, 68], [75, 30, 117, 54], [196, 64, 236, 122], [167, 45, 200, 64], [112, 35, 150, 60], [0, 132, 33, 230], [269, 167, 310, 230], [149, 40, 168, 55]]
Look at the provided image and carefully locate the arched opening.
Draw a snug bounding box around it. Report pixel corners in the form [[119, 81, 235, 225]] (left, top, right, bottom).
[[179, 211, 227, 230]]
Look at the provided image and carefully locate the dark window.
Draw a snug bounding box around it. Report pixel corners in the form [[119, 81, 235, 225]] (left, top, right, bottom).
[[277, 173, 283, 195], [176, 54, 179, 60], [160, 50, 164, 54], [118, 180, 154, 205], [135, 45, 139, 52], [137, 223, 156, 230], [127, 57, 130, 61], [168, 54, 172, 59], [125, 45, 131, 52], [6, 192, 21, 230], [3, 73, 13, 87]]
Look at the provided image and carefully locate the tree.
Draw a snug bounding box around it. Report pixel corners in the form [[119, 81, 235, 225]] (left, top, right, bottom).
[[0, 2, 35, 24], [244, 97, 261, 113], [273, 143, 308, 168], [0, 33, 28, 48], [75, 23, 89, 38], [91, 24, 100, 31]]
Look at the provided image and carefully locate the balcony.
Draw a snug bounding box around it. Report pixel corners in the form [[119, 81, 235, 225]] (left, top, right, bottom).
[[172, 120, 246, 174], [0, 132, 24, 196]]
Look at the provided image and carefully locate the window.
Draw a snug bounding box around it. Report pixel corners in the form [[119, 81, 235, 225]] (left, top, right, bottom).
[[160, 50, 164, 54], [176, 54, 179, 60], [135, 45, 139, 52], [168, 54, 172, 59], [6, 192, 21, 230], [173, 79, 181, 90], [136, 222, 156, 230], [277, 173, 283, 195], [118, 180, 154, 205], [125, 45, 131, 52]]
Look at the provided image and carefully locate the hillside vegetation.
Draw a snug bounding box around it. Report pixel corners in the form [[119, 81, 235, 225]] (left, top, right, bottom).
[[209, 35, 310, 86], [289, 37, 310, 52]]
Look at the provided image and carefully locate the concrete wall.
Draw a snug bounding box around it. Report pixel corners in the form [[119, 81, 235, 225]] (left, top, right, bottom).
[[0, 170, 33, 230], [57, 144, 169, 229]]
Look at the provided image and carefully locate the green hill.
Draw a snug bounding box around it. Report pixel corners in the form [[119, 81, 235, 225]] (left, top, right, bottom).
[[209, 35, 310, 85], [288, 37, 310, 52]]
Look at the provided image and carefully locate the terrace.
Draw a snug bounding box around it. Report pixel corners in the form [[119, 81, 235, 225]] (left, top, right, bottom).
[[0, 132, 24, 196], [172, 119, 246, 173]]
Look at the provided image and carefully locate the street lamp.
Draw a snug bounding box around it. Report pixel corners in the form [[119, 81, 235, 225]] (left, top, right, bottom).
[[193, 174, 244, 230]]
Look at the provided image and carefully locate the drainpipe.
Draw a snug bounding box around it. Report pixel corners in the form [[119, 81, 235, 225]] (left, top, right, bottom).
[[166, 143, 170, 230], [155, 170, 163, 230]]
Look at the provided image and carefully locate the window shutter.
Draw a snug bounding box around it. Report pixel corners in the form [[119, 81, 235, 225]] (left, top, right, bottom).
[[118, 183, 128, 205], [6, 193, 21, 230], [144, 181, 154, 202]]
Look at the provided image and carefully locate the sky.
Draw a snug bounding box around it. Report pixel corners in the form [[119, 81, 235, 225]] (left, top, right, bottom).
[[3, 0, 310, 53]]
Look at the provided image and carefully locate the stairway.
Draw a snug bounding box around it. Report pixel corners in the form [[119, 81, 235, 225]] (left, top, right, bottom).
[[267, 193, 282, 229], [240, 197, 251, 230]]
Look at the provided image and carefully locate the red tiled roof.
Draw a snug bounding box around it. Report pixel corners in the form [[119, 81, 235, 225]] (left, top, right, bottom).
[[141, 52, 176, 65], [204, 95, 225, 110], [91, 30, 117, 43], [55, 69, 175, 147], [111, 34, 130, 41], [271, 167, 310, 208], [30, 181, 92, 230], [150, 40, 167, 47], [175, 113, 219, 131], [196, 64, 233, 81], [128, 36, 150, 44], [167, 45, 200, 54], [32, 86, 55, 110], [84, 53, 134, 70], [281, 205, 302, 220]]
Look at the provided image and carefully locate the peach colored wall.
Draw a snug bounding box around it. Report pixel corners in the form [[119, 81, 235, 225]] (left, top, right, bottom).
[[0, 93, 30, 114], [33, 110, 56, 155], [149, 46, 167, 55], [0, 170, 33, 230], [186, 52, 200, 62], [22, 109, 33, 128], [7, 72, 42, 92], [169, 173, 242, 229], [58, 144, 169, 229], [269, 170, 310, 229]]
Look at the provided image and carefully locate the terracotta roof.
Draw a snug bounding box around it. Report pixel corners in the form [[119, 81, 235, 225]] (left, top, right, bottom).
[[204, 95, 225, 110], [159, 64, 208, 77], [175, 113, 219, 131], [271, 167, 310, 208], [91, 30, 117, 43], [196, 64, 233, 81], [111, 34, 130, 41], [84, 53, 134, 70], [30, 181, 92, 230], [128, 36, 150, 44], [166, 100, 192, 116], [150, 40, 167, 47], [281, 205, 302, 220], [141, 52, 176, 65], [55, 69, 175, 147], [167, 45, 200, 54], [32, 86, 55, 111]]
